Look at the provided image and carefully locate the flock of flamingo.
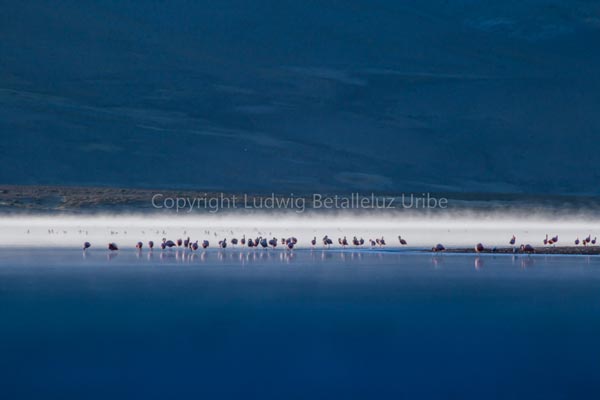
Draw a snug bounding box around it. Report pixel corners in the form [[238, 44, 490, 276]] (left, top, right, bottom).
[[81, 233, 599, 253]]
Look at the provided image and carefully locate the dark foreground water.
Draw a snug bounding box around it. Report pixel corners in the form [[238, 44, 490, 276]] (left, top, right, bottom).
[[2, 249, 600, 399]]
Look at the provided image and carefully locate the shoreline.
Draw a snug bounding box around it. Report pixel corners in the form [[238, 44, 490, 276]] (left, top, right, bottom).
[[436, 246, 600, 255]]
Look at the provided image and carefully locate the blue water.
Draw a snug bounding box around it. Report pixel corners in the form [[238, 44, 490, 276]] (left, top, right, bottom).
[[2, 249, 600, 399]]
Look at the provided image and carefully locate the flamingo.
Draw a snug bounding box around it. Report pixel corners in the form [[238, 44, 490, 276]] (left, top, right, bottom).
[[311, 237, 317, 247], [161, 238, 176, 249], [83, 242, 91, 251], [191, 241, 199, 251], [176, 238, 183, 247], [323, 236, 332, 248], [369, 239, 376, 247], [592, 237, 597, 245], [475, 243, 484, 252], [269, 238, 278, 248], [287, 241, 295, 250], [260, 238, 268, 249], [184, 237, 190, 248], [231, 238, 238, 246], [575, 237, 580, 245], [240, 235, 246, 246], [432, 243, 445, 252], [543, 234, 548, 245], [136, 241, 143, 250], [585, 235, 591, 244], [520, 244, 535, 253], [218, 239, 227, 249], [398, 236, 407, 245], [552, 235, 559, 243], [248, 238, 255, 248], [202, 240, 209, 249], [380, 237, 386, 246], [359, 238, 364, 246], [148, 240, 154, 249], [341, 236, 348, 248], [108, 243, 119, 251], [353, 236, 360, 246], [509, 235, 516, 246]]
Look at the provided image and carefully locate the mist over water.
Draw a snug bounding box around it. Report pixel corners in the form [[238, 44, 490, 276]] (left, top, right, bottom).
[[2, 207, 599, 249]]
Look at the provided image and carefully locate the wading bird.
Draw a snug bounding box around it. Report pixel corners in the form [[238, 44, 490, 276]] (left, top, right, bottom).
[[83, 242, 91, 251], [162, 238, 176, 249], [191, 241, 199, 251], [269, 238, 278, 248], [148, 241, 154, 249], [575, 237, 580, 245], [475, 243, 484, 252], [398, 236, 407, 245], [202, 240, 209, 249], [341, 236, 348, 248], [509, 235, 516, 245], [311, 237, 317, 247], [136, 242, 143, 250], [240, 235, 246, 246], [543, 234, 548, 245], [520, 244, 535, 253], [108, 243, 119, 251], [219, 239, 227, 249], [432, 243, 445, 252]]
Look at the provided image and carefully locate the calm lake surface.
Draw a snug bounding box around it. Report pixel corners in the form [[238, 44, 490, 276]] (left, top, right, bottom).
[[2, 249, 600, 399]]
